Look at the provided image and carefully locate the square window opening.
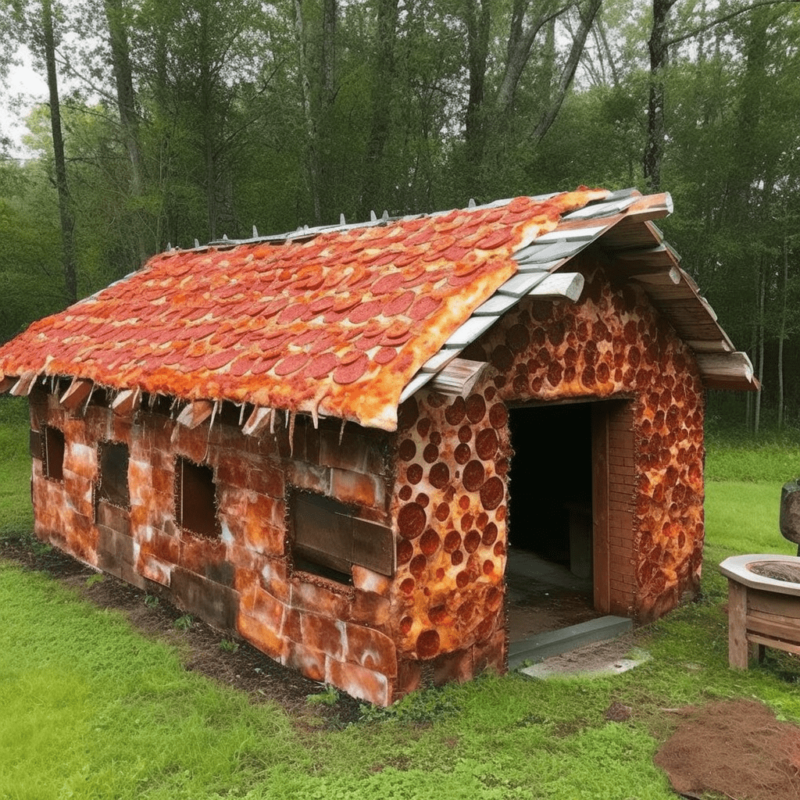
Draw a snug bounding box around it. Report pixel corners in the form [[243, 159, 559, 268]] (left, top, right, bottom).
[[43, 426, 65, 481], [290, 490, 394, 585], [177, 457, 219, 537], [97, 441, 130, 509]]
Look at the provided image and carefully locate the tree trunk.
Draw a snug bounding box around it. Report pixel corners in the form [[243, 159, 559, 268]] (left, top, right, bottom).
[[463, 0, 492, 176], [360, 0, 400, 219], [530, 0, 602, 145], [103, 0, 148, 265], [778, 235, 789, 428], [644, 0, 678, 193], [293, 0, 321, 224], [41, 0, 78, 304], [754, 260, 765, 435]]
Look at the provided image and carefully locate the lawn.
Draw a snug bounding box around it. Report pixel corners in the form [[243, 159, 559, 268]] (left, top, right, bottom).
[[1, 397, 800, 799]]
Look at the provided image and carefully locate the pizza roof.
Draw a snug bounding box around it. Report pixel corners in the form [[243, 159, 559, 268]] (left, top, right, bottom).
[[0, 187, 755, 430]]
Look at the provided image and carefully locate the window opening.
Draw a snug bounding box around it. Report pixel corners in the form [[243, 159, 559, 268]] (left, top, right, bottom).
[[177, 457, 219, 537], [291, 491, 393, 584], [43, 426, 65, 481], [97, 441, 130, 509]]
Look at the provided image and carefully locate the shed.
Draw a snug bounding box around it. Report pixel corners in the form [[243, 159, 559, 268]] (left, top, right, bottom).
[[0, 188, 756, 704]]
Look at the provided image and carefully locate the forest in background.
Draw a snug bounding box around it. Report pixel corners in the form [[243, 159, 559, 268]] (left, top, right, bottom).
[[0, 0, 798, 432]]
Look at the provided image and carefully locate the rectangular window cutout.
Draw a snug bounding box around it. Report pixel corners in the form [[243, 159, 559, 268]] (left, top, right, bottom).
[[97, 441, 130, 509], [292, 492, 394, 584], [43, 426, 65, 481], [29, 430, 42, 460], [177, 457, 219, 537]]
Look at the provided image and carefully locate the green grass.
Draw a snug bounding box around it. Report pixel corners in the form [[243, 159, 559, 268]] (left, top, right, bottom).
[[0, 397, 33, 536], [2, 410, 800, 798]]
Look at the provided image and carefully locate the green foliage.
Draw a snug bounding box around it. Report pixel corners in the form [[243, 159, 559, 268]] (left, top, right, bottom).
[[144, 593, 160, 608], [85, 573, 105, 588], [706, 428, 800, 484], [358, 683, 461, 725], [174, 614, 193, 631], [219, 639, 239, 654], [306, 684, 340, 706]]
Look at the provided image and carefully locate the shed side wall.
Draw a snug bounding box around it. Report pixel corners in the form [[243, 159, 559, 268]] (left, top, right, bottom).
[[28, 394, 399, 705]]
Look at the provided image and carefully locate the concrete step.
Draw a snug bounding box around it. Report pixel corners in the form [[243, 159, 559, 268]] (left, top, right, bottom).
[[508, 615, 633, 670]]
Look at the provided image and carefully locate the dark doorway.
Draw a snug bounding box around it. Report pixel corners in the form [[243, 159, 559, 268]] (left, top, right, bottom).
[[506, 401, 598, 641]]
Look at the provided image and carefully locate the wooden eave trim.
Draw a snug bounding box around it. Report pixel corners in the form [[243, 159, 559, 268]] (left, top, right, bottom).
[[60, 378, 93, 411]]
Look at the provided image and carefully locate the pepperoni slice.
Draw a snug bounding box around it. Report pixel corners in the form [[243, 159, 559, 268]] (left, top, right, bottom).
[[408, 296, 442, 321], [229, 356, 257, 377], [384, 319, 411, 340], [476, 229, 512, 250], [251, 355, 280, 374], [379, 331, 413, 348], [384, 291, 415, 317], [309, 296, 335, 314], [308, 332, 339, 355], [371, 273, 405, 295], [475, 429, 499, 460], [406, 230, 435, 247], [339, 348, 362, 365], [355, 333, 384, 351], [374, 347, 397, 364], [479, 476, 504, 510], [262, 296, 291, 318], [305, 352, 339, 379], [429, 462, 450, 489], [463, 460, 485, 492], [333, 353, 369, 384], [273, 353, 309, 376], [348, 299, 384, 324], [205, 351, 234, 370], [398, 502, 426, 539]]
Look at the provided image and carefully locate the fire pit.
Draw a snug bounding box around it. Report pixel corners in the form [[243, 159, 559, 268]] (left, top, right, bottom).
[[719, 554, 800, 669]]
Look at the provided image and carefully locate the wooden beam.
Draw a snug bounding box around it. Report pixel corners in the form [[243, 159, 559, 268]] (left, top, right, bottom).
[[176, 399, 215, 429], [698, 352, 758, 391], [687, 339, 733, 354], [0, 376, 16, 394], [243, 406, 273, 436], [429, 358, 487, 397], [9, 371, 37, 397], [630, 265, 681, 285], [60, 378, 93, 411], [112, 387, 141, 416], [528, 272, 584, 303]]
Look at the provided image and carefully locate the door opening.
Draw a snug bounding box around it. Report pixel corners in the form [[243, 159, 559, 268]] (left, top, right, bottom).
[[506, 401, 600, 642]]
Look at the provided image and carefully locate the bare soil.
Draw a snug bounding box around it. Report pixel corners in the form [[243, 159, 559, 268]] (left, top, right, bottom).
[[654, 699, 800, 800], [0, 536, 362, 728]]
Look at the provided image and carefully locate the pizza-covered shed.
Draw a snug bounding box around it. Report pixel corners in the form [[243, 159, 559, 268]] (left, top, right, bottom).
[[0, 188, 756, 705]]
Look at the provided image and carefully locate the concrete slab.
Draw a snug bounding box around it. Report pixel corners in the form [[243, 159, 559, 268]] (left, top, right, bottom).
[[519, 648, 650, 679], [508, 615, 633, 669]]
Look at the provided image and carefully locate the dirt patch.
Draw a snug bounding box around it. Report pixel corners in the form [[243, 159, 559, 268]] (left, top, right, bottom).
[[0, 536, 361, 727], [654, 699, 800, 800]]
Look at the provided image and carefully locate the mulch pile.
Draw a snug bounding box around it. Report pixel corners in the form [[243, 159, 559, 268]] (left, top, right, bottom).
[[654, 699, 800, 800], [0, 536, 362, 727]]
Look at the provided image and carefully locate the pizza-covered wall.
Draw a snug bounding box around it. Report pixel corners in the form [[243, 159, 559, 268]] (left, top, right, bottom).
[[388, 248, 705, 687]]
